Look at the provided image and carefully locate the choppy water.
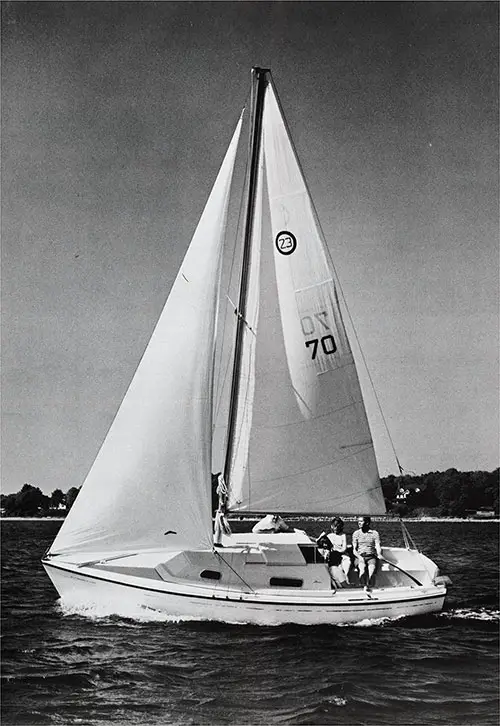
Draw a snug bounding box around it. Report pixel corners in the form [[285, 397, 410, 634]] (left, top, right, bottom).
[[1, 519, 498, 725]]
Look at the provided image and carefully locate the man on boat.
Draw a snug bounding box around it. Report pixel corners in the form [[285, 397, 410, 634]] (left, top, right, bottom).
[[252, 514, 290, 533], [352, 516, 382, 592]]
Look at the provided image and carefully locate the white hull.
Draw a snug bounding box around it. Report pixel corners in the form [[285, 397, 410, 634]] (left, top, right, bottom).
[[43, 534, 447, 626]]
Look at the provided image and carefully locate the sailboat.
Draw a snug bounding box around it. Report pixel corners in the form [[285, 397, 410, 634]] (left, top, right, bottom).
[[43, 68, 449, 625]]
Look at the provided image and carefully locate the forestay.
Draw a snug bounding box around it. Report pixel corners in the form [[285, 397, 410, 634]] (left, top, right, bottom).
[[227, 81, 386, 514], [50, 118, 243, 556]]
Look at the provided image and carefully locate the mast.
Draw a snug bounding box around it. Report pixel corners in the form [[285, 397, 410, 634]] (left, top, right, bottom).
[[223, 67, 269, 495]]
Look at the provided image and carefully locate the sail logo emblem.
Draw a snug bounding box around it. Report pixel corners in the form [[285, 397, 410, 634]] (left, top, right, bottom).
[[276, 231, 297, 255]]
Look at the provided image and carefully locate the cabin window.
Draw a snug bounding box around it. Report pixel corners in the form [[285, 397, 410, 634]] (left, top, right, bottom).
[[200, 570, 221, 580], [269, 577, 303, 588], [298, 544, 323, 564]]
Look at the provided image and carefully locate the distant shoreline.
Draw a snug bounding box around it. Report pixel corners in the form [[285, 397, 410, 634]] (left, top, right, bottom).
[[1, 517, 66, 521], [1, 516, 498, 523]]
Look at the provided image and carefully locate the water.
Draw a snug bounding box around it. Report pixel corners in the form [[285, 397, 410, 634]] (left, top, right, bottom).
[[1, 519, 498, 725]]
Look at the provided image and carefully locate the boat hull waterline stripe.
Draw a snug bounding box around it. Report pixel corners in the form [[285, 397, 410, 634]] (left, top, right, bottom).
[[43, 561, 446, 609]]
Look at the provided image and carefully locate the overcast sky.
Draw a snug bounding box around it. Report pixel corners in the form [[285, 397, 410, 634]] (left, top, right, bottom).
[[2, 1, 498, 495]]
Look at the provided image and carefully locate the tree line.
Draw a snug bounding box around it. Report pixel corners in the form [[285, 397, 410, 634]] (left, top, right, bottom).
[[0, 484, 80, 518], [381, 468, 499, 518], [1, 468, 498, 518]]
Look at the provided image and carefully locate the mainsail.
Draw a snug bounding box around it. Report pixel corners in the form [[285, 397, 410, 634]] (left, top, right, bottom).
[[224, 157, 264, 505], [227, 78, 386, 514], [50, 118, 243, 555]]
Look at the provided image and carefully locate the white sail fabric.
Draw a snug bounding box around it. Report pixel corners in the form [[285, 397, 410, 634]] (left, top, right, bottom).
[[226, 155, 263, 509], [51, 118, 243, 555], [229, 82, 385, 514]]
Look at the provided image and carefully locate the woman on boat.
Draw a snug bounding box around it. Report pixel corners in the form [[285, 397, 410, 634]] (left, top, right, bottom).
[[326, 517, 352, 585]]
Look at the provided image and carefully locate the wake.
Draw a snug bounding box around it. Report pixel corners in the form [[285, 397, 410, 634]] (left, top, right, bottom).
[[56, 597, 197, 624], [440, 607, 499, 622], [56, 596, 499, 627]]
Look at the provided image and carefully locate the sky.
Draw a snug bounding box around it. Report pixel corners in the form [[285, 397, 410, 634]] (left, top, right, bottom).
[[2, 1, 498, 496]]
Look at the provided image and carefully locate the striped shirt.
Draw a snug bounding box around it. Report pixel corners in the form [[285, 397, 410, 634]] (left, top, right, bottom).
[[352, 529, 380, 557]]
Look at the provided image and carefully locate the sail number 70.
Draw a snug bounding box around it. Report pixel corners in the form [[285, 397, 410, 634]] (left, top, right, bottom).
[[305, 335, 337, 359], [301, 312, 337, 360]]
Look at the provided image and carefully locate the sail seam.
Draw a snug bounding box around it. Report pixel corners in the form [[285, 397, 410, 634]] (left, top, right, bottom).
[[264, 357, 356, 377], [233, 481, 384, 511], [295, 278, 334, 293], [268, 189, 306, 203], [252, 400, 367, 430], [304, 483, 387, 509], [248, 446, 374, 485]]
